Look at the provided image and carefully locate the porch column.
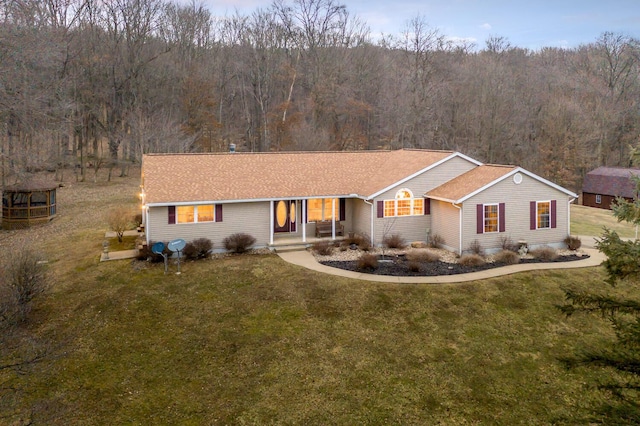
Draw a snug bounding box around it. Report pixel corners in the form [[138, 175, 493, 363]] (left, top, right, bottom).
[[331, 198, 336, 240], [269, 200, 274, 245], [302, 199, 307, 243]]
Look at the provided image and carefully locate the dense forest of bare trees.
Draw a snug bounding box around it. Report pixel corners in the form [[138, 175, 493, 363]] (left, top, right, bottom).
[[0, 0, 638, 191]]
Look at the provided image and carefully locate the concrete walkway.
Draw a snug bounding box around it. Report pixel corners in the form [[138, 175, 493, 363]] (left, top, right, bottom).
[[277, 246, 606, 284], [100, 249, 139, 262]]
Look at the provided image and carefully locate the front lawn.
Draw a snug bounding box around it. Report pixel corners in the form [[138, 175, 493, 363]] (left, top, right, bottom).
[[0, 171, 625, 424], [4, 253, 617, 424]]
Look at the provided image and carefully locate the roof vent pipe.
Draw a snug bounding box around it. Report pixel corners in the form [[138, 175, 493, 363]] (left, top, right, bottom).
[[229, 143, 236, 153]]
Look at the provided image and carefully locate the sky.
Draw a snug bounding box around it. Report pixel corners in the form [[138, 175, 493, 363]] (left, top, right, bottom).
[[185, 0, 640, 50]]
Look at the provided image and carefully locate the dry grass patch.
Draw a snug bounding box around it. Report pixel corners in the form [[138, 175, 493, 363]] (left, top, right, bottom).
[[530, 246, 559, 261], [357, 253, 378, 271], [494, 250, 520, 265], [458, 253, 485, 267], [406, 249, 440, 263]]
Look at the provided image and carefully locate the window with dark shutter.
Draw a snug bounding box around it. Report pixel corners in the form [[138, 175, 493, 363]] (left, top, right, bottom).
[[499, 203, 505, 232], [424, 198, 430, 215], [377, 200, 384, 218], [215, 204, 223, 222], [476, 204, 483, 234], [550, 200, 556, 228], [168, 206, 176, 224]]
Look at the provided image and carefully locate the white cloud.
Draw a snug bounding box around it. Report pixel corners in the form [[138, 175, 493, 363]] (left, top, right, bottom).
[[480, 23, 492, 30]]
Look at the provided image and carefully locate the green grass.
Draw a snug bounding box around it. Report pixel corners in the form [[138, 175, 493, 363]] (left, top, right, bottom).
[[4, 255, 619, 424], [0, 173, 630, 424], [571, 203, 637, 238], [105, 234, 138, 251]]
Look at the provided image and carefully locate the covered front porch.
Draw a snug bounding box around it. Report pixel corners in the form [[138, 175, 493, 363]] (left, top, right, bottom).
[[267, 198, 352, 250]]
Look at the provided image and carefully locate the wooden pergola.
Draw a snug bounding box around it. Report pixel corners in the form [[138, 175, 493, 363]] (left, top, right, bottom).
[[2, 180, 57, 230]]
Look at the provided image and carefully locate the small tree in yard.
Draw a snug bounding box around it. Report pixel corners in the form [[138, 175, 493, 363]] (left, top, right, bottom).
[[107, 206, 133, 242], [559, 173, 640, 423], [0, 248, 49, 327]]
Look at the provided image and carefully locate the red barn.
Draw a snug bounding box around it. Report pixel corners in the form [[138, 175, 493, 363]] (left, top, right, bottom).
[[582, 167, 640, 209]]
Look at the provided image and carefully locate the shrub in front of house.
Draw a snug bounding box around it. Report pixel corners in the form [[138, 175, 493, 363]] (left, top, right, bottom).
[[183, 238, 213, 260], [458, 254, 485, 267], [499, 235, 519, 252], [564, 235, 582, 251], [468, 239, 485, 256], [357, 253, 378, 271], [406, 249, 439, 263], [383, 233, 406, 249], [223, 233, 256, 254], [530, 246, 558, 261], [493, 249, 520, 265], [357, 234, 372, 251], [313, 240, 333, 256], [428, 234, 444, 249], [407, 261, 421, 272], [137, 241, 170, 263]]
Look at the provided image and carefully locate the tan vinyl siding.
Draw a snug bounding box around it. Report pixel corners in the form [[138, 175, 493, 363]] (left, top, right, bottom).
[[351, 199, 372, 237], [376, 155, 478, 200], [431, 200, 460, 252], [374, 215, 430, 245], [460, 173, 571, 252], [371, 156, 475, 245], [147, 202, 271, 248]]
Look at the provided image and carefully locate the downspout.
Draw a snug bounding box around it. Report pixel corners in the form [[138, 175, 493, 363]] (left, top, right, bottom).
[[364, 199, 374, 246], [145, 207, 150, 245], [452, 202, 462, 255], [568, 197, 575, 236]]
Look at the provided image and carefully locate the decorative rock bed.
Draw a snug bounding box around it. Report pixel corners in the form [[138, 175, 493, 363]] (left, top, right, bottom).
[[313, 247, 589, 277]]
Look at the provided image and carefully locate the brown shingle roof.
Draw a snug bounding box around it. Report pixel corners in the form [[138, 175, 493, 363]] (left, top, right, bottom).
[[426, 164, 517, 202], [582, 167, 640, 198], [142, 149, 458, 204]]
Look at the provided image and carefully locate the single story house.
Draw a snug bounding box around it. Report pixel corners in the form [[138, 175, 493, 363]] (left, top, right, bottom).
[[141, 149, 577, 254], [582, 166, 640, 209]]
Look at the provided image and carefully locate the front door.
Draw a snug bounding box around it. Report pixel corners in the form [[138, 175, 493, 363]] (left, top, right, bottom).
[[274, 200, 297, 233]]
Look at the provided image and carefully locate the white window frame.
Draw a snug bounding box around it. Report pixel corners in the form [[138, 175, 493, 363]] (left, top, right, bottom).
[[383, 189, 424, 217], [177, 205, 215, 224], [483, 203, 499, 233], [536, 200, 551, 230], [595, 194, 602, 204]]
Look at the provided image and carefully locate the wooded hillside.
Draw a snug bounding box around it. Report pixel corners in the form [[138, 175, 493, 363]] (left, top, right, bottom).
[[1, 0, 638, 192]]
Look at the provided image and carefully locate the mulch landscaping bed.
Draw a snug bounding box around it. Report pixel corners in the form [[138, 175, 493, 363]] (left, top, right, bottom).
[[320, 254, 590, 276]]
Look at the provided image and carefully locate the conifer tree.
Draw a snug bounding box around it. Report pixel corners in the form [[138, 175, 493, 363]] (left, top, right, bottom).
[[560, 174, 640, 423]]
